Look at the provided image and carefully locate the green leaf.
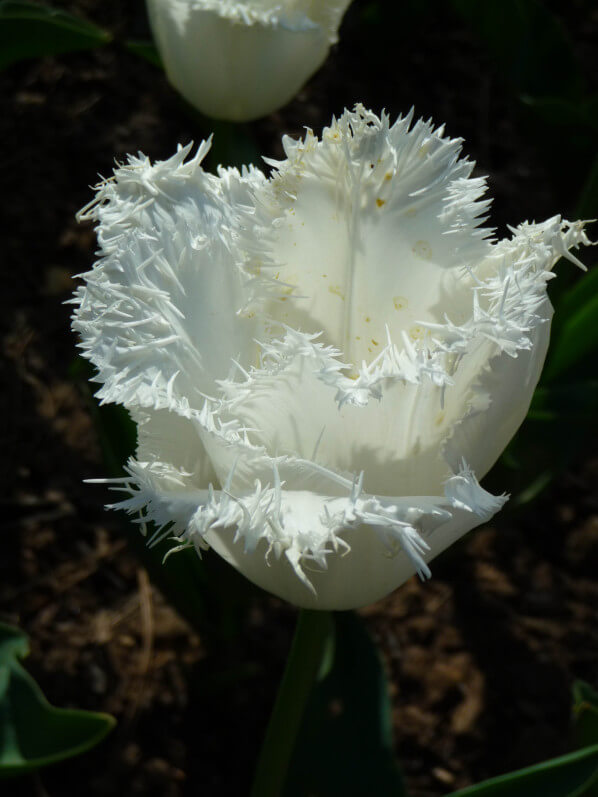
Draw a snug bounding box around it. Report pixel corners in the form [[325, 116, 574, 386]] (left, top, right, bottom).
[[0, 623, 115, 777], [0, 1, 111, 70], [572, 683, 598, 796], [520, 95, 598, 132], [527, 382, 598, 425], [573, 682, 598, 750], [544, 269, 598, 383], [251, 610, 335, 797], [284, 611, 406, 797], [448, 744, 598, 797], [125, 39, 162, 69], [494, 381, 598, 505]]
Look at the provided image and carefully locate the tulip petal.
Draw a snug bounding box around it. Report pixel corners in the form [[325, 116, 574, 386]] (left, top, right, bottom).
[[72, 143, 266, 413], [258, 106, 493, 372], [205, 326, 454, 495], [431, 217, 592, 477], [133, 407, 218, 488], [146, 0, 339, 121], [103, 454, 506, 609]]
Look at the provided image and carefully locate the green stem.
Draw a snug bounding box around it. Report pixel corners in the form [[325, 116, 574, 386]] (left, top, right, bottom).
[[250, 609, 334, 797]]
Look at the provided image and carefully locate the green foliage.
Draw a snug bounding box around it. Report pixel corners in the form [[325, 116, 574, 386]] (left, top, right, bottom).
[[495, 379, 598, 507], [452, 0, 596, 223], [124, 40, 162, 69], [284, 611, 405, 797], [520, 95, 598, 132], [448, 746, 598, 797], [527, 382, 598, 425], [447, 0, 598, 507], [0, 1, 111, 70], [544, 268, 598, 383], [498, 266, 598, 505], [0, 623, 114, 777], [573, 682, 598, 749], [573, 682, 598, 796], [251, 611, 335, 797]]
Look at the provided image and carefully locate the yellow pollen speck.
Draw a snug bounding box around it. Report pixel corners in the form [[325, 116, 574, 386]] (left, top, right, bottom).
[[322, 274, 327, 278], [435, 411, 445, 426], [393, 295, 408, 311], [371, 339, 379, 346], [328, 285, 345, 299], [365, 316, 371, 322], [274, 272, 280, 279], [376, 198, 385, 208], [409, 325, 424, 340], [405, 207, 417, 217], [384, 172, 392, 181], [355, 336, 361, 340], [412, 240, 432, 260]]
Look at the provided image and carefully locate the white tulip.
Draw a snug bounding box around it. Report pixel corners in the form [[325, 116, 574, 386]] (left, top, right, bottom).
[[145, 0, 353, 121], [73, 106, 591, 610]]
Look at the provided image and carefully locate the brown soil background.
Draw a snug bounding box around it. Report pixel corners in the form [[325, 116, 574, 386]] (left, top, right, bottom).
[[1, 1, 597, 795]]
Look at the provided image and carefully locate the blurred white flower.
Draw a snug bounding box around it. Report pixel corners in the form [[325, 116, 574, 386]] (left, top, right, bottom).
[[146, 0, 353, 121], [72, 106, 591, 610]]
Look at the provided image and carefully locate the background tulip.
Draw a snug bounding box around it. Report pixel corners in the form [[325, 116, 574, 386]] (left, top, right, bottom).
[[145, 0, 353, 121], [72, 107, 591, 610]]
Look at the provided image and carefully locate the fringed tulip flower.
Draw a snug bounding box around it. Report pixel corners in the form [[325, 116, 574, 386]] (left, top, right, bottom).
[[72, 106, 591, 610], [145, 0, 353, 121]]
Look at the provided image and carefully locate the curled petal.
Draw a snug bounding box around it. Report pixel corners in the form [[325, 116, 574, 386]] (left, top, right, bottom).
[[72, 143, 266, 412], [101, 456, 506, 609]]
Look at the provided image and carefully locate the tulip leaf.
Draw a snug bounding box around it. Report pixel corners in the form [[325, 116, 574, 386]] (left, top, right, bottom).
[[0, 623, 115, 777], [125, 39, 162, 69], [283, 611, 406, 797], [527, 382, 598, 425], [448, 744, 598, 797], [520, 94, 598, 132], [451, 0, 583, 100], [493, 380, 598, 505], [544, 268, 598, 383], [0, 1, 111, 70], [573, 682, 598, 750]]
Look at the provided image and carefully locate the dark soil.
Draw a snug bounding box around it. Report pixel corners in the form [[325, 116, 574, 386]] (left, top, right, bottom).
[[1, 1, 597, 795]]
